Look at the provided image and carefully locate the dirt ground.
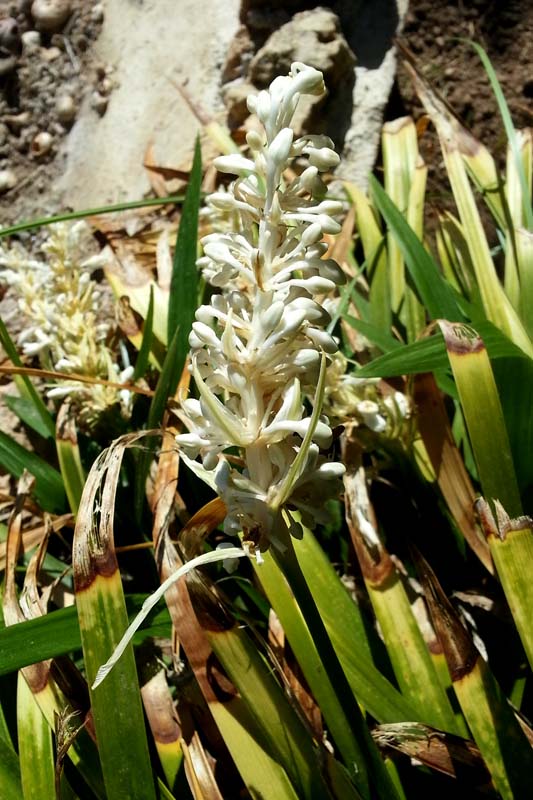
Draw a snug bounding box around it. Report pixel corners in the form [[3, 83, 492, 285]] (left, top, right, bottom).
[[1, 1, 532, 224], [0, 0, 105, 223], [396, 0, 533, 207]]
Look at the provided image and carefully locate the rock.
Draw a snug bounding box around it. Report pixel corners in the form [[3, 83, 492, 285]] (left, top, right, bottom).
[[21, 29, 41, 50], [31, 0, 72, 33], [91, 3, 104, 24], [222, 24, 253, 83], [0, 17, 21, 54], [4, 111, 30, 131], [31, 130, 53, 157], [222, 80, 257, 128], [249, 7, 356, 89], [56, 93, 76, 124], [0, 169, 17, 193], [90, 90, 108, 116], [98, 76, 114, 96], [41, 45, 62, 61]]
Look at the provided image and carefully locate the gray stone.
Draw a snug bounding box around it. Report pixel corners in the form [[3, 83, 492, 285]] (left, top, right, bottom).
[[336, 0, 409, 189], [58, 0, 241, 209], [249, 7, 356, 89]]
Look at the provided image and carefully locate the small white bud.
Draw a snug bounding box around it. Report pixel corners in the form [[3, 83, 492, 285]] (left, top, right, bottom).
[[290, 62, 325, 96], [301, 222, 323, 247], [316, 462, 346, 479], [290, 276, 336, 294], [317, 215, 341, 234], [259, 301, 284, 334], [256, 90, 272, 123], [213, 155, 255, 175], [292, 349, 320, 367], [308, 148, 340, 170], [268, 128, 294, 166], [305, 328, 338, 354], [357, 400, 387, 433], [246, 130, 264, 151], [191, 321, 221, 348]]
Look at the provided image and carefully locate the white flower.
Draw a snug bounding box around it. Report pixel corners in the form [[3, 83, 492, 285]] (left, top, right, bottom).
[[176, 63, 347, 549], [0, 222, 132, 429]]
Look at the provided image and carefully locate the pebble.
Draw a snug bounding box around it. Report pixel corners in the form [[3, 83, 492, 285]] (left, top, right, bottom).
[[91, 4, 104, 24], [90, 90, 108, 116], [0, 17, 20, 54], [0, 169, 17, 193], [41, 45, 61, 62], [31, 130, 53, 157], [99, 76, 113, 96], [56, 93, 76, 123], [4, 111, 30, 131], [31, 0, 72, 33], [21, 30, 41, 50]]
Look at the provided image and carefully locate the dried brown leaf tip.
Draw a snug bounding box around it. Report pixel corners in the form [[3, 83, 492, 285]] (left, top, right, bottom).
[[475, 496, 533, 542], [411, 546, 478, 682], [438, 320, 484, 355]]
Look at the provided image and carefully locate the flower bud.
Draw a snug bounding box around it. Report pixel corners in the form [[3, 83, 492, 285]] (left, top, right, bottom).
[[192, 321, 221, 348], [301, 222, 323, 246], [268, 128, 294, 166], [246, 130, 264, 151], [308, 147, 340, 170], [290, 62, 325, 96], [213, 155, 255, 176]]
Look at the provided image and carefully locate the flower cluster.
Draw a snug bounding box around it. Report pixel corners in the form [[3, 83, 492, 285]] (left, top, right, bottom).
[[176, 63, 347, 550], [0, 222, 132, 429], [323, 353, 410, 436]]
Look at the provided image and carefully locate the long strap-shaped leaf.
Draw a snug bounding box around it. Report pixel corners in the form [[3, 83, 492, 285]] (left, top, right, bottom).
[[344, 465, 466, 736], [416, 548, 533, 800], [17, 674, 55, 800], [73, 433, 158, 800], [439, 321, 533, 670], [370, 176, 462, 322], [3, 473, 106, 799]]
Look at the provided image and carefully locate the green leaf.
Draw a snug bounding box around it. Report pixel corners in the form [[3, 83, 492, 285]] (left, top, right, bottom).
[[0, 733, 22, 800], [55, 404, 85, 515], [2, 395, 53, 440], [17, 676, 55, 800], [493, 357, 533, 497], [370, 176, 462, 321], [439, 320, 522, 517], [356, 320, 529, 379], [255, 548, 371, 792], [207, 624, 336, 800], [0, 432, 65, 512], [133, 284, 155, 381], [0, 318, 55, 439], [0, 598, 171, 676], [0, 193, 187, 239], [167, 136, 202, 345], [343, 314, 402, 354], [468, 40, 533, 231]]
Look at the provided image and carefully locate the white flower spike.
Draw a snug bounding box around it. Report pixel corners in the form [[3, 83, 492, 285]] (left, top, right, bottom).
[[176, 63, 346, 550]]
